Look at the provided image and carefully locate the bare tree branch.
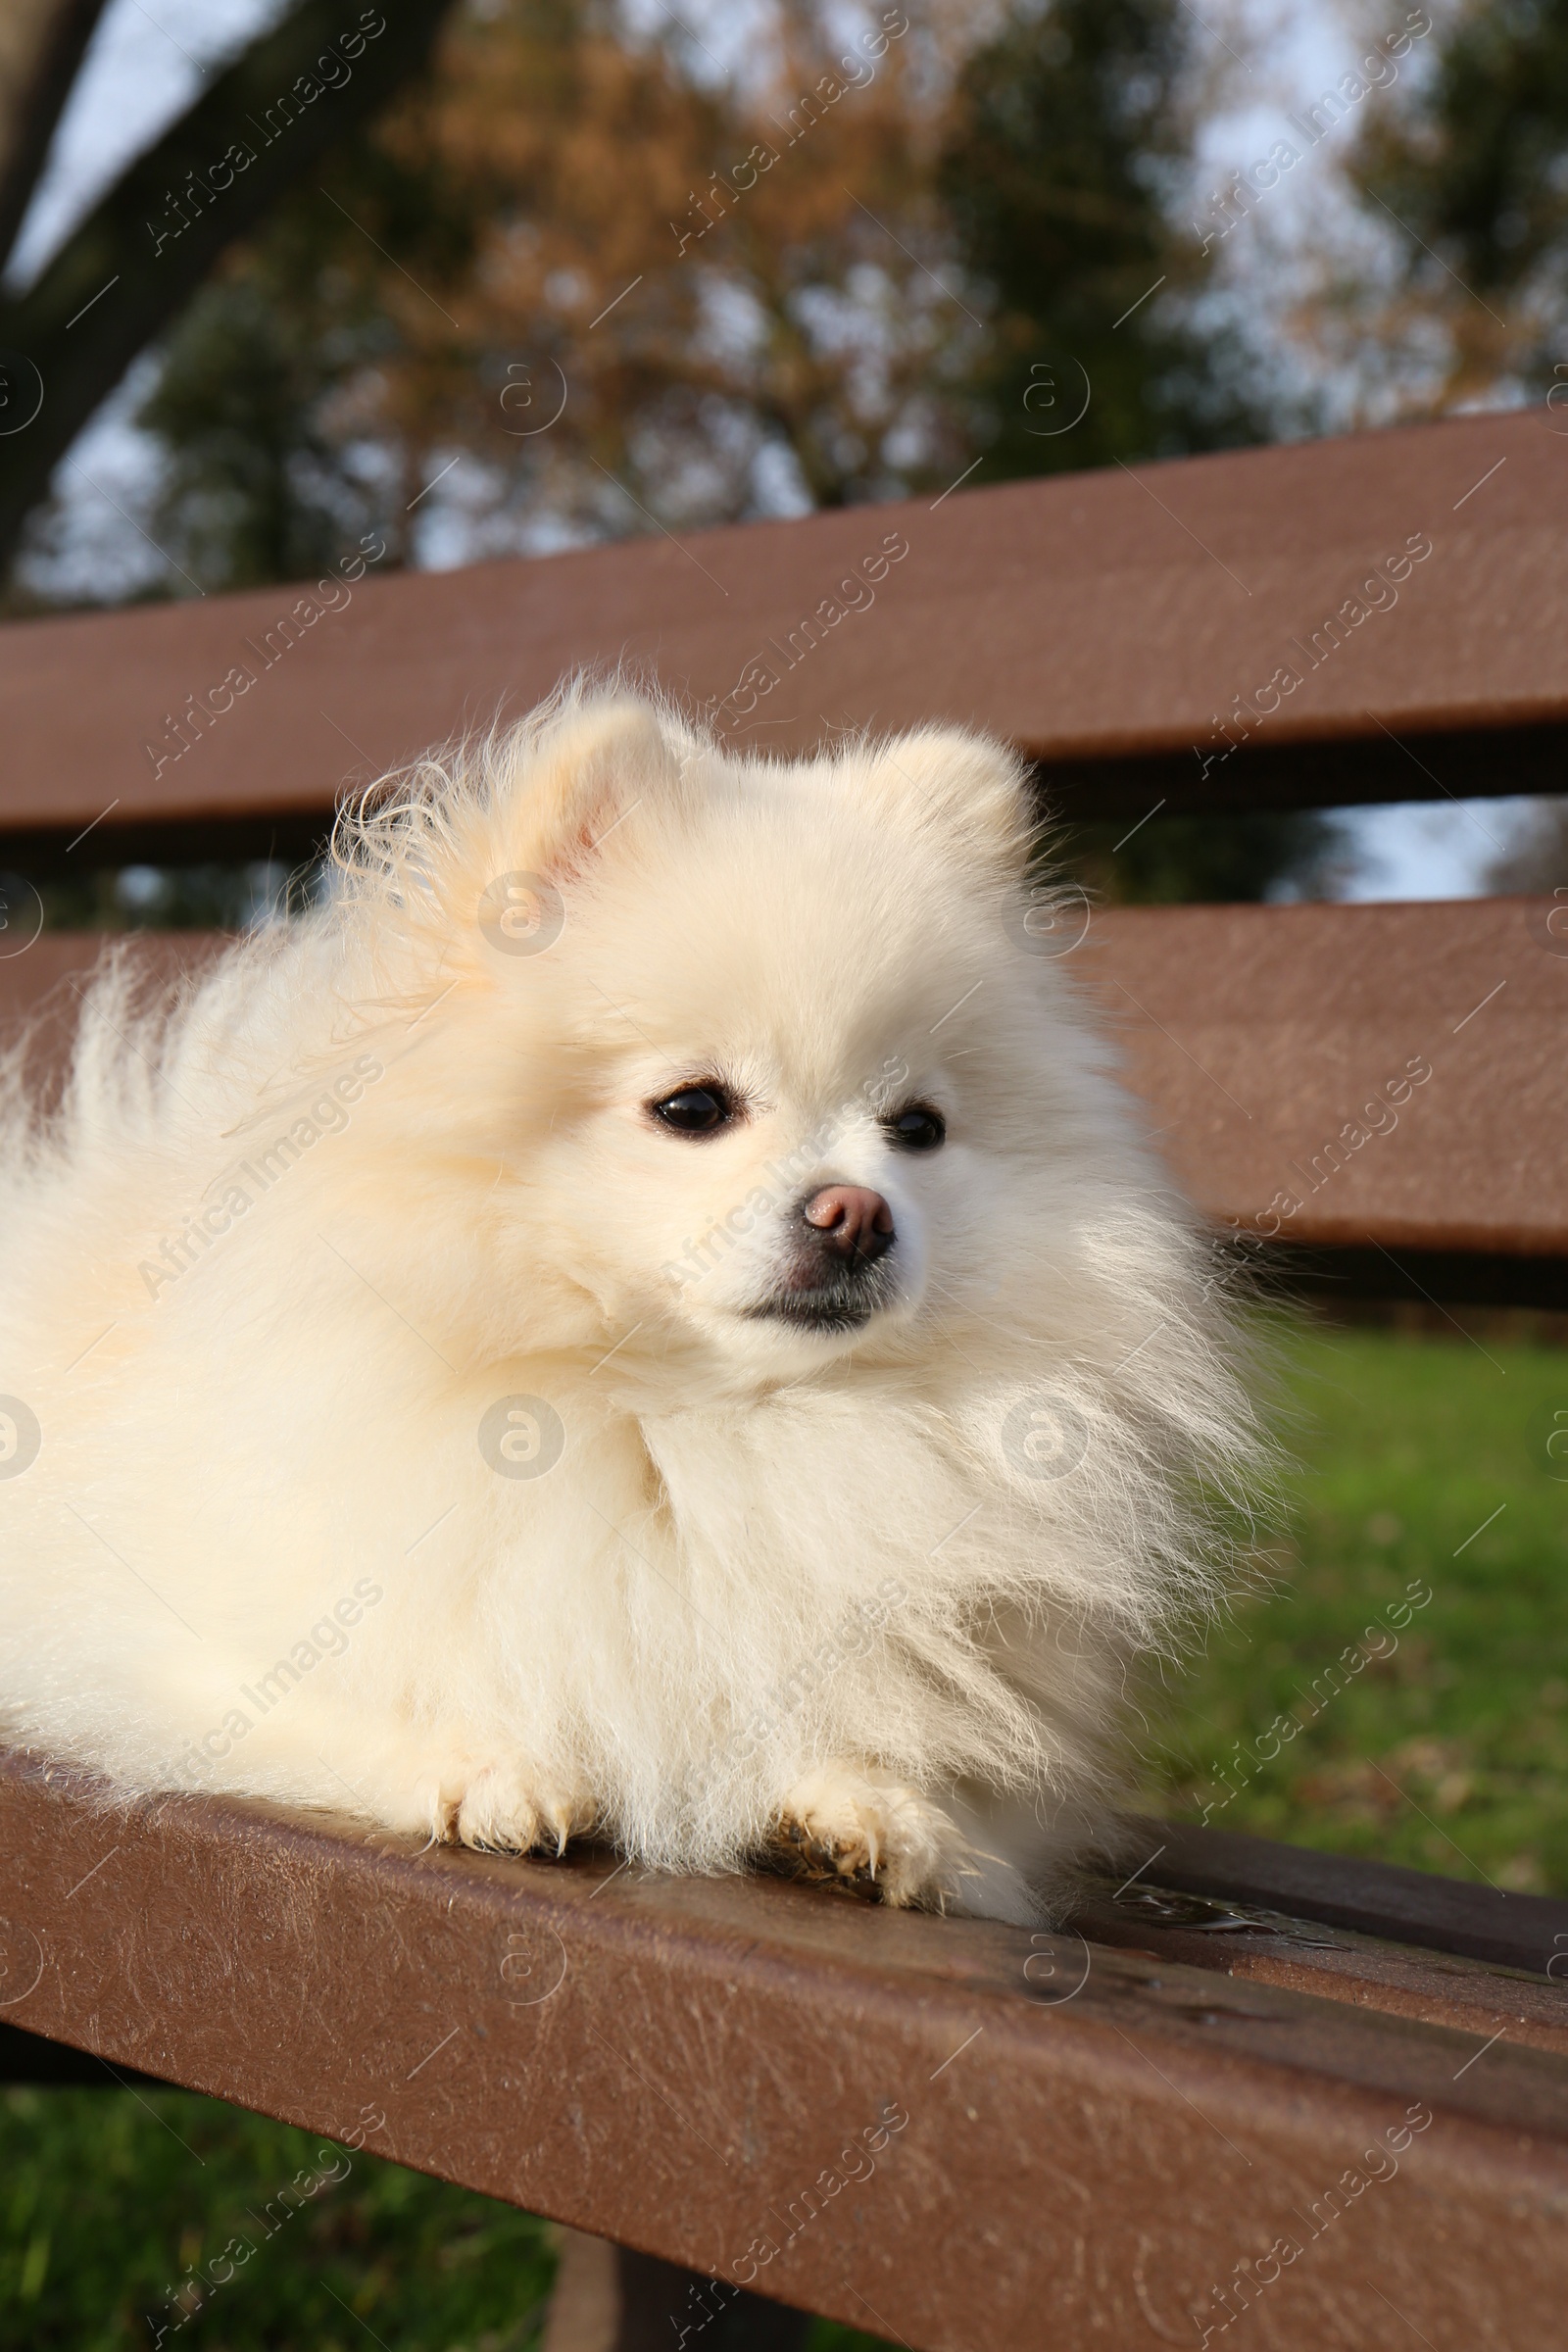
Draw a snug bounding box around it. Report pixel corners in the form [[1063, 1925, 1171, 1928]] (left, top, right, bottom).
[[0, 0, 458, 580], [0, 0, 110, 269]]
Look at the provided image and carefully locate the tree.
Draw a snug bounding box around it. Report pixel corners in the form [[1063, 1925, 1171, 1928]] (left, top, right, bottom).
[[0, 1, 110, 267], [1344, 0, 1568, 411], [124, 0, 1277, 582], [939, 0, 1268, 477], [1057, 808, 1349, 907], [0, 0, 460, 582], [1331, 3, 1568, 885], [129, 0, 971, 589]]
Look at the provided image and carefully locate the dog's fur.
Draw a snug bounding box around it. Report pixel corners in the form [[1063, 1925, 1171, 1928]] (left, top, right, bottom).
[[0, 687, 1266, 1921]]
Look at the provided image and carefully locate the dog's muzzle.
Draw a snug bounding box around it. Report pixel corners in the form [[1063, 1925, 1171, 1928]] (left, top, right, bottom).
[[749, 1184, 900, 1333]]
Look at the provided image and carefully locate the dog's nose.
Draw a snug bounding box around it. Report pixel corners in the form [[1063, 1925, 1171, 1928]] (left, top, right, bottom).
[[802, 1185, 895, 1266]]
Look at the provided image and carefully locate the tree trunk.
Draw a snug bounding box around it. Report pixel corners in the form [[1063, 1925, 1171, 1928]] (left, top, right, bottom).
[[0, 0, 459, 584]]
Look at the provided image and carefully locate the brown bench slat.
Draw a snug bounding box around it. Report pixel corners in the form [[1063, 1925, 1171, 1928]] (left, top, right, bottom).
[[2, 1749, 1564, 2352], [1067, 1818, 1568, 2056], [0, 412, 1556, 855], [1071, 1884, 1568, 2058], [6, 898, 1562, 1266], [1081, 894, 1568, 1260], [1137, 1818, 1568, 1977]]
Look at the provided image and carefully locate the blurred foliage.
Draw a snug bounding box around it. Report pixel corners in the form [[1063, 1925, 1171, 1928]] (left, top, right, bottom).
[[138, 282, 386, 593], [0, 2092, 557, 2350], [0, 0, 460, 585], [27, 861, 306, 934], [940, 0, 1268, 475], [1485, 791, 1568, 890], [130, 0, 1270, 575], [135, 0, 970, 582], [1344, 0, 1568, 409], [1145, 1324, 1568, 1894], [1054, 806, 1350, 904]]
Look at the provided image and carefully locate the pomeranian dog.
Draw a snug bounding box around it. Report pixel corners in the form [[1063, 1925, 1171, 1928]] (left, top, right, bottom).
[[0, 685, 1264, 1922]]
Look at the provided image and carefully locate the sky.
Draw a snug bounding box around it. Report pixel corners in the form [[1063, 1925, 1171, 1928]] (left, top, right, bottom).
[[7, 0, 1535, 900], [5, 0, 290, 290]]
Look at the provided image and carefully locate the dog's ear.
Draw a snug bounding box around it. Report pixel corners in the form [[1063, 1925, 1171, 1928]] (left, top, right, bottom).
[[861, 728, 1033, 864], [507, 693, 681, 880]]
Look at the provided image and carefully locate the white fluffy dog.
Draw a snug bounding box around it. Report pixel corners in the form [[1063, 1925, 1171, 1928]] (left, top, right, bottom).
[[0, 687, 1264, 1921]]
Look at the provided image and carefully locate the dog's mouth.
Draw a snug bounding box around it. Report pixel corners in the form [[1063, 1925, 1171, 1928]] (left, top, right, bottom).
[[744, 1265, 899, 1335]]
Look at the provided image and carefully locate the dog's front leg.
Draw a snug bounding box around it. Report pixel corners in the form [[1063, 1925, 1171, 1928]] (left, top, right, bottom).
[[769, 1762, 975, 1910], [311, 1721, 599, 1857]]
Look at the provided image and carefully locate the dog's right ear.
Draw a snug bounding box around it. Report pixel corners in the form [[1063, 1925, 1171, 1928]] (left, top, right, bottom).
[[503, 692, 681, 883], [859, 726, 1033, 866]]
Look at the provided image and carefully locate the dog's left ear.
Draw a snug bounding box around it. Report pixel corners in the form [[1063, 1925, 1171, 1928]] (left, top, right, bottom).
[[508, 692, 683, 881], [861, 728, 1033, 864]]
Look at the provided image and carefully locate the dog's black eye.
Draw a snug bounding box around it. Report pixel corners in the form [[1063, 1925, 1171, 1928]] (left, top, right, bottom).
[[652, 1085, 734, 1136], [885, 1103, 946, 1152]]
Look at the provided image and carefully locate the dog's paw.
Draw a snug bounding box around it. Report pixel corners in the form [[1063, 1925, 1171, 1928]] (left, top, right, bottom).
[[416, 1760, 598, 1857], [772, 1763, 969, 1909]]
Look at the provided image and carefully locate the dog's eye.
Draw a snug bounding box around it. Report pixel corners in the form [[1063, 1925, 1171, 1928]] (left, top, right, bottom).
[[885, 1103, 946, 1152], [651, 1084, 734, 1136]]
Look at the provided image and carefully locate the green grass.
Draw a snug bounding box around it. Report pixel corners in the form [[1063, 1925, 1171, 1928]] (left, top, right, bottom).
[[1144, 1322, 1568, 1893], [4, 1325, 1563, 2347], [0, 2089, 556, 2351], [0, 2086, 879, 2349]]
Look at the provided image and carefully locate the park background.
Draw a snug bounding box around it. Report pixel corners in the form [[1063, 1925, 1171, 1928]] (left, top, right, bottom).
[[0, 2, 1564, 2344]]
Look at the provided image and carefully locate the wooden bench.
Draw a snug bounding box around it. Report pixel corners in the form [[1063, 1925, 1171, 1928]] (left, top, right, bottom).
[[1, 410, 1565, 2350]]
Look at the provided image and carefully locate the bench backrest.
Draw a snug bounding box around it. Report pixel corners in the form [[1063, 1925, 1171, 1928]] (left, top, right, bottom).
[[0, 408, 1561, 1300]]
